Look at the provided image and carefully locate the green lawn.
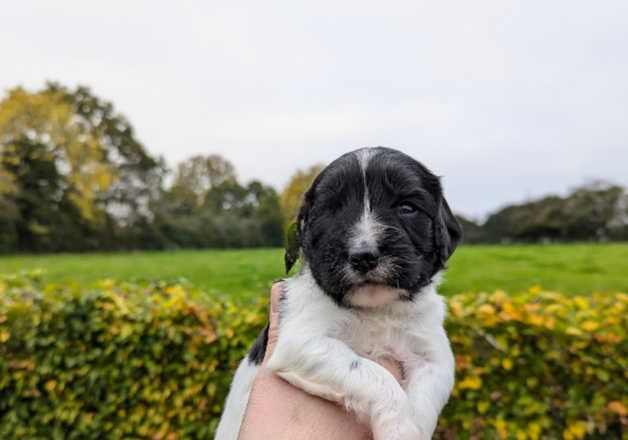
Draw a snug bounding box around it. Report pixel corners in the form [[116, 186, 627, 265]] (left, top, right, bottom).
[[1, 244, 627, 300]]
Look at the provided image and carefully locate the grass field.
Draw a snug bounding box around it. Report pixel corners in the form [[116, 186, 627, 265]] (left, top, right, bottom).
[[1, 243, 627, 300]]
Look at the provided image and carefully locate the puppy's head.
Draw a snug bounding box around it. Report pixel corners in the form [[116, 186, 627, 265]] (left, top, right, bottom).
[[292, 147, 461, 308]]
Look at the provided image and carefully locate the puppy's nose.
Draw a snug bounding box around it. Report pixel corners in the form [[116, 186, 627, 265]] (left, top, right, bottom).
[[349, 245, 380, 273]]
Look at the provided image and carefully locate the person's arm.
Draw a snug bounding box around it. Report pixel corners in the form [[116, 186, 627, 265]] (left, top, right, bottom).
[[238, 283, 404, 440]]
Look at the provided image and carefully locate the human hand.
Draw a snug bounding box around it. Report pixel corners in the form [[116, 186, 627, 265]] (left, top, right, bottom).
[[238, 283, 404, 440]]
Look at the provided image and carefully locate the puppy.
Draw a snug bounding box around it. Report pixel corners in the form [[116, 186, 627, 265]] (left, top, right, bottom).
[[216, 147, 461, 439]]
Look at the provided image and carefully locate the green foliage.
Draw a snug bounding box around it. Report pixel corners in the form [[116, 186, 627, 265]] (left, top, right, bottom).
[[1, 272, 625, 438], [442, 287, 627, 439], [0, 83, 284, 253], [470, 182, 628, 244], [278, 164, 323, 226], [0, 271, 266, 439], [0, 83, 164, 252], [169, 155, 236, 211], [151, 176, 284, 249], [2, 81, 627, 252]]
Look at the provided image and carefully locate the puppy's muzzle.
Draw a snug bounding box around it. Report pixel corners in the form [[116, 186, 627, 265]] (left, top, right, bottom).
[[349, 243, 380, 274]]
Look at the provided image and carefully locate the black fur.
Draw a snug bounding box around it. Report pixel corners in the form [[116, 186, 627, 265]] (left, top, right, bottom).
[[297, 147, 461, 306], [247, 323, 269, 365], [252, 147, 462, 360]]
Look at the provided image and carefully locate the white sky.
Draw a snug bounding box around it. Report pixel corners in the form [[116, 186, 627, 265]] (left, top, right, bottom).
[[1, 1, 627, 218]]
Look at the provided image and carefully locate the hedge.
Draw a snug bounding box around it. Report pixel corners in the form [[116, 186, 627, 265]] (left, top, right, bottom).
[[441, 287, 626, 439], [0, 271, 626, 439]]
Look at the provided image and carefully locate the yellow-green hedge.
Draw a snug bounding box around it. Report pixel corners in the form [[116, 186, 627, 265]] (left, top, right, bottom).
[[441, 287, 626, 439], [0, 272, 265, 439], [0, 272, 626, 439]]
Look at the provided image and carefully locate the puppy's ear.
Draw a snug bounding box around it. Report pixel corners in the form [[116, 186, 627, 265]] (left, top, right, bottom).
[[284, 221, 300, 274], [434, 196, 462, 265], [283, 189, 313, 273]]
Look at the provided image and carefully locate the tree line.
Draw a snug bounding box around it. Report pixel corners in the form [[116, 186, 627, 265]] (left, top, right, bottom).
[[458, 181, 628, 244], [0, 84, 286, 252], [0, 83, 626, 253]]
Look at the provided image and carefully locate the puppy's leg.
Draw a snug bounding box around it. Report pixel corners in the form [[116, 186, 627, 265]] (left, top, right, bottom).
[[215, 358, 259, 440], [404, 328, 455, 438], [267, 335, 420, 440]]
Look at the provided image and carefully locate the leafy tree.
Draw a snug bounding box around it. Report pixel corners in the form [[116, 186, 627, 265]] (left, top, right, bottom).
[[455, 215, 484, 244], [150, 155, 283, 249], [49, 83, 165, 227], [5, 82, 627, 252], [0, 83, 163, 251], [198, 179, 283, 247], [562, 182, 624, 240], [0, 86, 114, 223], [171, 154, 236, 212], [0, 146, 18, 250], [279, 164, 324, 226], [481, 181, 626, 243], [1, 139, 63, 250], [607, 188, 628, 240]]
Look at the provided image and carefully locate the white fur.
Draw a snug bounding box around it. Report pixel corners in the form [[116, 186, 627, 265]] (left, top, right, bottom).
[[346, 283, 402, 308], [267, 267, 454, 439], [350, 148, 383, 251], [215, 266, 455, 439], [214, 358, 259, 440]]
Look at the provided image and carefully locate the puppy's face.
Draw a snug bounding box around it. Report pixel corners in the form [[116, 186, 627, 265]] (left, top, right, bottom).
[[296, 147, 461, 307]]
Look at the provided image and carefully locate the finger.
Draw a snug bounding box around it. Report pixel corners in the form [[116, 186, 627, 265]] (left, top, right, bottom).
[[262, 282, 284, 363]]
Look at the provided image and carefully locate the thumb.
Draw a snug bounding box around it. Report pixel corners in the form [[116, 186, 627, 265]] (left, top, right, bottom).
[[262, 282, 284, 364]]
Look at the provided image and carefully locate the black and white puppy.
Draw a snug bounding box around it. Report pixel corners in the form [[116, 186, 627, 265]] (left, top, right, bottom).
[[215, 147, 461, 439]]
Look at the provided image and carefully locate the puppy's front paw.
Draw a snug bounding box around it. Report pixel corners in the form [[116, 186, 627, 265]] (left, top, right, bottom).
[[372, 415, 421, 440]]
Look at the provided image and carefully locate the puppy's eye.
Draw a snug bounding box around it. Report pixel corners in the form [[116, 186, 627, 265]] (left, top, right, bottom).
[[398, 202, 417, 215]]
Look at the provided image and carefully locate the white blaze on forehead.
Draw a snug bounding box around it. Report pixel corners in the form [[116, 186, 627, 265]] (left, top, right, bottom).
[[355, 147, 374, 176], [351, 213, 382, 251], [350, 148, 381, 250]]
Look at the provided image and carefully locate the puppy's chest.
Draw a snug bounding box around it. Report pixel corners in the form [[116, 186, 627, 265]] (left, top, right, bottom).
[[283, 272, 440, 366], [327, 310, 424, 364]]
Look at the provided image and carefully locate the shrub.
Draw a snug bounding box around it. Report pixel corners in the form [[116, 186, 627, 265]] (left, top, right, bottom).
[[441, 287, 627, 439], [0, 272, 626, 439], [0, 271, 265, 439]]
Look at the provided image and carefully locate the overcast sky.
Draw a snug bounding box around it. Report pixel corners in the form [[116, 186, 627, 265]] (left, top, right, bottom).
[[1, 1, 627, 218]]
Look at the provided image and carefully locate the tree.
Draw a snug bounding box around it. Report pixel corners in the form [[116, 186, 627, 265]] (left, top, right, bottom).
[[150, 155, 284, 249], [50, 83, 165, 227], [481, 181, 626, 243], [455, 215, 484, 244], [0, 83, 163, 251], [279, 164, 324, 226], [607, 188, 628, 240], [170, 154, 236, 213], [197, 179, 283, 248], [0, 165, 18, 251], [0, 86, 114, 223], [1, 139, 63, 250]]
